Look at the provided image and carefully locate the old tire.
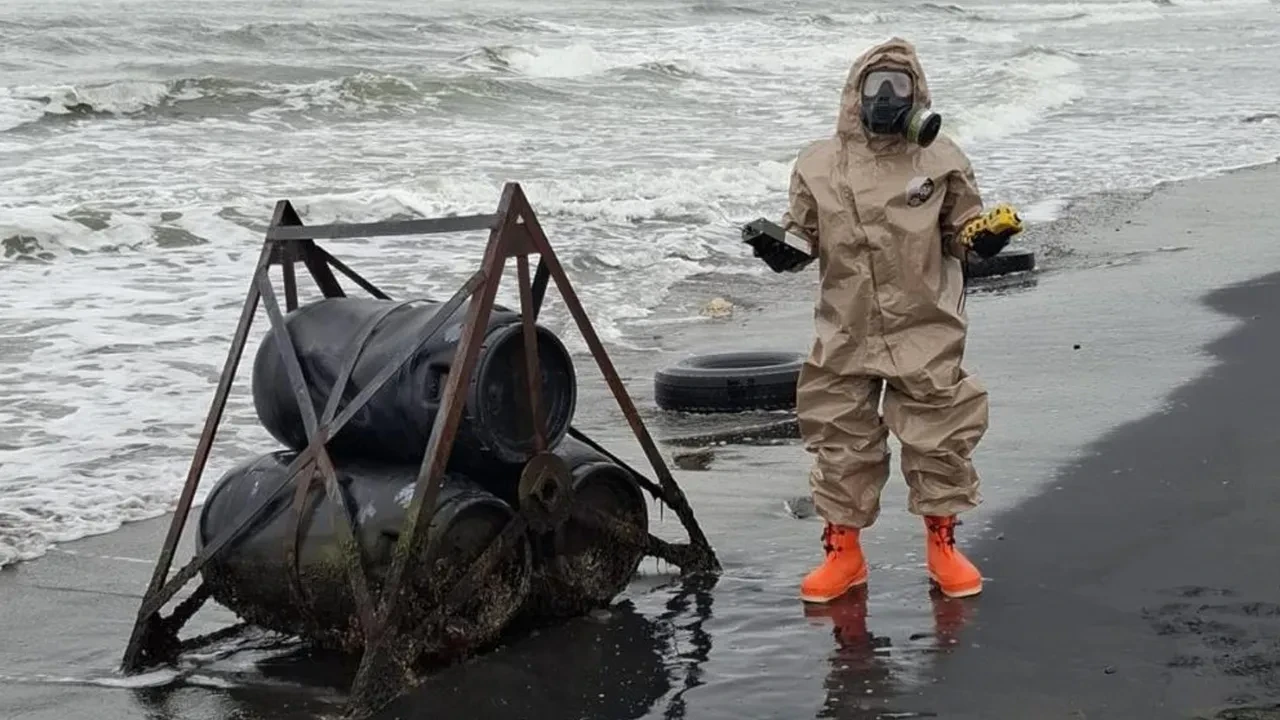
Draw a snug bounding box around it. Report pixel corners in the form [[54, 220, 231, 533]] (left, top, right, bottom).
[[968, 247, 1035, 279], [654, 351, 803, 413]]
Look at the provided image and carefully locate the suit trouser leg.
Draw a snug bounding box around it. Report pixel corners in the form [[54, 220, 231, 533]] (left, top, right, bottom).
[[882, 367, 988, 518], [797, 363, 891, 529]]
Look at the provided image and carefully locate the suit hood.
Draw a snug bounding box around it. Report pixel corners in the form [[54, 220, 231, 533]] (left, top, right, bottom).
[[836, 37, 933, 150]]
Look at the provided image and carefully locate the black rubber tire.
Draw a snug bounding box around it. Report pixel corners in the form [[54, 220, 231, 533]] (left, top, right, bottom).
[[967, 247, 1036, 279], [654, 351, 804, 413]]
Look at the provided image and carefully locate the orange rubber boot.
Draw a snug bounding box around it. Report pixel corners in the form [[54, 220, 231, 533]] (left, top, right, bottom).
[[925, 516, 982, 598], [800, 524, 868, 603]]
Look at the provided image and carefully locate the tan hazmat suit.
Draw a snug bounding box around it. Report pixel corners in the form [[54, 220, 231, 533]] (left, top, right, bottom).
[[782, 37, 989, 529]]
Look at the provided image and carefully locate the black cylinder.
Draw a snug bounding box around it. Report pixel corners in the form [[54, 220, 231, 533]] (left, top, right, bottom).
[[520, 434, 649, 620], [251, 296, 578, 472], [196, 450, 532, 656]]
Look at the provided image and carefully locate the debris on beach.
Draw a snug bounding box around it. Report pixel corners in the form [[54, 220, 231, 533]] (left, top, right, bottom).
[[673, 446, 715, 471], [784, 495, 816, 519], [700, 297, 734, 319]]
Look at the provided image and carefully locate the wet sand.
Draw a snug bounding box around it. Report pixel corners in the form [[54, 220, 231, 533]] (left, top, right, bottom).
[[894, 270, 1280, 720], [5, 160, 1280, 720]]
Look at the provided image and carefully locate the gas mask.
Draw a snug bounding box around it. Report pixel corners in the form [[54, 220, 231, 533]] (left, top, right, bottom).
[[858, 68, 942, 147]]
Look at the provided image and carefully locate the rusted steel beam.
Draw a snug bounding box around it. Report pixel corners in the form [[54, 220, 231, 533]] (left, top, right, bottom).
[[327, 284, 479, 435], [370, 217, 509, 626], [504, 221, 538, 257], [319, 300, 414, 426], [256, 271, 320, 436], [530, 258, 550, 321], [312, 445, 377, 633], [282, 245, 299, 312], [257, 270, 378, 633], [300, 239, 346, 299], [274, 201, 305, 310], [573, 505, 704, 569], [315, 247, 391, 300], [266, 214, 498, 241], [565, 427, 665, 501], [521, 194, 719, 573], [120, 237, 273, 672], [348, 187, 519, 713], [516, 253, 546, 453], [407, 514, 530, 650], [284, 458, 320, 632]]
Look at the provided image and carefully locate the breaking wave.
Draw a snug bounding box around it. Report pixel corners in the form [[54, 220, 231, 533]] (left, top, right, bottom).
[[914, 0, 1165, 25], [0, 71, 564, 132], [949, 46, 1085, 143], [687, 1, 773, 17], [456, 43, 704, 80]]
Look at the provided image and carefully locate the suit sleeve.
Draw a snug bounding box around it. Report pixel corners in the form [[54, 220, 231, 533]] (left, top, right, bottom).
[[940, 151, 985, 259], [781, 163, 820, 256]]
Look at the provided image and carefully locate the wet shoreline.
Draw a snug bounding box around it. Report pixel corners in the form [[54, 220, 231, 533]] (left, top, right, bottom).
[[5, 160, 1280, 719], [895, 269, 1280, 720]]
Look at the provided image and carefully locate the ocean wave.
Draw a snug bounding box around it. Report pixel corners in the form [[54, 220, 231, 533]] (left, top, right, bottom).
[[0, 205, 245, 262], [191, 20, 390, 48], [0, 69, 573, 132], [949, 46, 1085, 143], [687, 1, 773, 17], [1011, 44, 1096, 60], [918, 3, 985, 19], [0, 153, 793, 265], [944, 28, 1021, 45], [457, 42, 704, 81], [915, 0, 1168, 25]]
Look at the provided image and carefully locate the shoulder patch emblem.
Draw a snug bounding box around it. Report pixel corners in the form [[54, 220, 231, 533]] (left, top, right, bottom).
[[905, 176, 936, 207]]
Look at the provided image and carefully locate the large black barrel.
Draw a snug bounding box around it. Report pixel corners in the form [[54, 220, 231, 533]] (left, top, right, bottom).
[[197, 450, 532, 657], [251, 296, 578, 471], [519, 435, 649, 620]]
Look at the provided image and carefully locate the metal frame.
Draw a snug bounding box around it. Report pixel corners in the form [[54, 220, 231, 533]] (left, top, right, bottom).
[[118, 182, 720, 718]]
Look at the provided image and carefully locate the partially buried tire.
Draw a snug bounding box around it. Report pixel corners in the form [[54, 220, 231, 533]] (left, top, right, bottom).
[[654, 351, 804, 413], [967, 247, 1035, 279]]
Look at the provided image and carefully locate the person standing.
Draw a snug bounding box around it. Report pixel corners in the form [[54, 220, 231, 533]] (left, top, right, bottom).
[[780, 37, 1017, 602]]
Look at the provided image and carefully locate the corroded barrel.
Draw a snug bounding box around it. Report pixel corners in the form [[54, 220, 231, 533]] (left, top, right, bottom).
[[519, 435, 649, 620], [197, 450, 532, 657], [251, 296, 578, 473]]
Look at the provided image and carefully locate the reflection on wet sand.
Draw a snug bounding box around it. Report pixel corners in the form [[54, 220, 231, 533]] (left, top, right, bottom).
[[127, 573, 720, 720], [804, 588, 973, 720], [119, 563, 981, 720]]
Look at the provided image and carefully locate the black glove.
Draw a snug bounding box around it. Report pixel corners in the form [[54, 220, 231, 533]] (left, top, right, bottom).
[[970, 232, 1010, 259]]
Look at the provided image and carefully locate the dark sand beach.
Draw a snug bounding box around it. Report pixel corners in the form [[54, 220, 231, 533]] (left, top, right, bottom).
[[5, 161, 1280, 720], [898, 268, 1280, 720]]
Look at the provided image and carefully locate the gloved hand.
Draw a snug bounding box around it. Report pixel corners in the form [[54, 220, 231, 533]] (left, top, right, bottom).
[[957, 203, 1024, 259]]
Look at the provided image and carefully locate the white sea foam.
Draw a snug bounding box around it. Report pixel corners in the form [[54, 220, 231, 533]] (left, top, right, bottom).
[[949, 50, 1085, 144]]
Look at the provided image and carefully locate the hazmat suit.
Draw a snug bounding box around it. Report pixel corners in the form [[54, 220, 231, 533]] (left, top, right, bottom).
[[781, 38, 990, 602]]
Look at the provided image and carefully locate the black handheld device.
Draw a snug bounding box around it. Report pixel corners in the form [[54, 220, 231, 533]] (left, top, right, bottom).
[[741, 217, 815, 274]]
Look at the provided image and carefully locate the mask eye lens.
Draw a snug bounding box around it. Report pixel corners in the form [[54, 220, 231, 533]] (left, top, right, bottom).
[[862, 70, 912, 98]]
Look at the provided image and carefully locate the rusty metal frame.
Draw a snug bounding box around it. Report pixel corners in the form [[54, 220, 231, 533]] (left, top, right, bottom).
[[118, 182, 720, 718]]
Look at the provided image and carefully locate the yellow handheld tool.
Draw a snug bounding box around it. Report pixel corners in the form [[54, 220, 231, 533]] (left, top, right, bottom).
[[958, 203, 1024, 259]]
